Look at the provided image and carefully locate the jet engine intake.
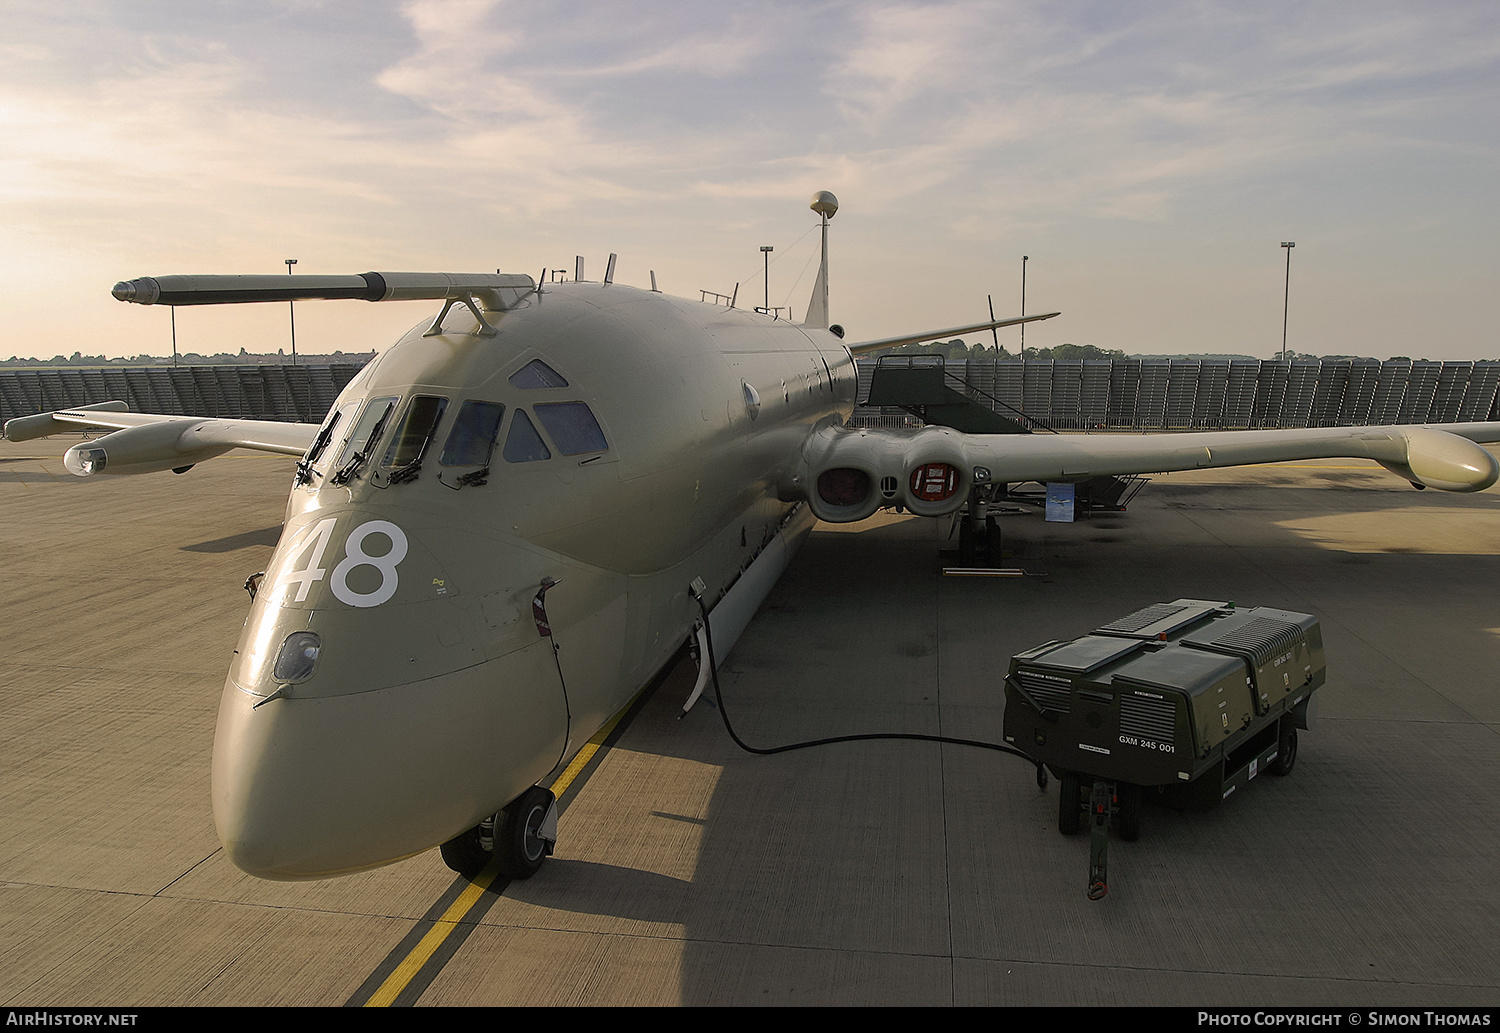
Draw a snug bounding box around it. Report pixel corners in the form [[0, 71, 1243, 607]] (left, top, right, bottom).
[[811, 465, 881, 522], [803, 426, 975, 521]]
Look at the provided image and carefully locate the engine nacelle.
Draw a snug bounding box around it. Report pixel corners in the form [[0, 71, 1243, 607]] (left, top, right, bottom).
[[806, 426, 974, 522], [63, 420, 232, 476]]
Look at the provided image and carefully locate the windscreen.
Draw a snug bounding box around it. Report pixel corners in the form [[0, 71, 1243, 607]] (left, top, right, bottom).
[[334, 396, 398, 467], [440, 400, 505, 467], [381, 395, 449, 468]]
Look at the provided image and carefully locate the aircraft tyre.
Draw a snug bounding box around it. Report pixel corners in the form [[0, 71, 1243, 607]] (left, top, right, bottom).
[[959, 517, 976, 565], [495, 786, 555, 880], [1270, 724, 1298, 777], [439, 815, 496, 879], [984, 515, 1003, 566], [1058, 772, 1082, 836]]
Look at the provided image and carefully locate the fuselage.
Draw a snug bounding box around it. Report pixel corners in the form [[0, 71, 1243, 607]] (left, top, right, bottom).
[[212, 282, 857, 878]]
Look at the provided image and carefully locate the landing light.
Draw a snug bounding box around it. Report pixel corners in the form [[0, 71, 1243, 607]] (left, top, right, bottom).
[[74, 448, 107, 475], [272, 632, 322, 683]]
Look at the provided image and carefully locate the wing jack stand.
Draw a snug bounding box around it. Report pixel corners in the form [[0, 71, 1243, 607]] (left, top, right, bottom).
[[423, 294, 499, 338]]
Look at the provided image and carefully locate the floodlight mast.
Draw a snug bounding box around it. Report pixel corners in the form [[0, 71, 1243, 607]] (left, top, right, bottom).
[[1281, 242, 1295, 362], [1021, 256, 1029, 357], [285, 258, 298, 366], [761, 245, 773, 313]]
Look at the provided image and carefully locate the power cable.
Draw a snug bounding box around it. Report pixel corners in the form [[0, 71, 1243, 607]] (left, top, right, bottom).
[[689, 588, 1047, 785]]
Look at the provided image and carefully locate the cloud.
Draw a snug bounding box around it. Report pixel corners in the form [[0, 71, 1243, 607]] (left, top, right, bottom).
[[0, 1, 1497, 360]]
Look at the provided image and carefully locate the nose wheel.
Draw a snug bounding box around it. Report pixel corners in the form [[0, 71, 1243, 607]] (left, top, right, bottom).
[[440, 786, 558, 880]]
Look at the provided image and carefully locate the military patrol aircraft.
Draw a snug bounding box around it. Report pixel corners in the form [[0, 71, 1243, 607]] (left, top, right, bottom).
[[8, 191, 1500, 882]]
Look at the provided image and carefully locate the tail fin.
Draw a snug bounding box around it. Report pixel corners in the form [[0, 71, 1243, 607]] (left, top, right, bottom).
[[805, 262, 829, 329], [802, 191, 838, 328]]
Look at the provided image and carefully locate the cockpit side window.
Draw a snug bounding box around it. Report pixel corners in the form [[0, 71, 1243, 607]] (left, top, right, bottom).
[[335, 396, 398, 468], [533, 401, 608, 455], [502, 409, 551, 463], [381, 395, 449, 469], [509, 359, 569, 389], [306, 400, 358, 469], [440, 400, 505, 467]]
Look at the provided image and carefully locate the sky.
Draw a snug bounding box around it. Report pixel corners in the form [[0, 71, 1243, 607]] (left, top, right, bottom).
[[2, 0, 1498, 361]]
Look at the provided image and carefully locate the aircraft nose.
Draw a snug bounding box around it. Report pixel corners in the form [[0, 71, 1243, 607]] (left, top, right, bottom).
[[215, 509, 575, 878], [211, 637, 570, 878], [213, 666, 494, 878]]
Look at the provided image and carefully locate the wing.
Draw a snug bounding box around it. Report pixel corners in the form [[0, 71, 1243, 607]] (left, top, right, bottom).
[[4, 401, 319, 476], [795, 422, 1500, 522], [845, 312, 1060, 355]]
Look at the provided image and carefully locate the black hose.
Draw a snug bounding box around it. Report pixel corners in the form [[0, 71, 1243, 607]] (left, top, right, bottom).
[[689, 588, 1045, 776]]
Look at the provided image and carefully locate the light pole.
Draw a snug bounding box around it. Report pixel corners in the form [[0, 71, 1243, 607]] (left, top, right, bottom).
[[761, 245, 773, 313], [1280, 242, 1294, 362], [285, 258, 298, 365], [1020, 255, 1029, 359]]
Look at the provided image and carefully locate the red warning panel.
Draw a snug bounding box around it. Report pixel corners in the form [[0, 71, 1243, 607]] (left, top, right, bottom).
[[909, 462, 959, 502]]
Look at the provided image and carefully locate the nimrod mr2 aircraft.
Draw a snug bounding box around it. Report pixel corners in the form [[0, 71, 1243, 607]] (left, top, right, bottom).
[[8, 192, 1500, 882]]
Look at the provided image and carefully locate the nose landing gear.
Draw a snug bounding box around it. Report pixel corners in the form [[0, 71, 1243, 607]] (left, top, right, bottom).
[[440, 785, 558, 880]]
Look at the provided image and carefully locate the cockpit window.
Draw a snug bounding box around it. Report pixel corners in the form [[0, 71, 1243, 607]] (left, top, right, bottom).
[[334, 396, 398, 468], [509, 359, 569, 389], [440, 400, 505, 467], [329, 395, 399, 486], [533, 402, 608, 455], [297, 400, 359, 485], [502, 409, 551, 463], [381, 395, 449, 469]]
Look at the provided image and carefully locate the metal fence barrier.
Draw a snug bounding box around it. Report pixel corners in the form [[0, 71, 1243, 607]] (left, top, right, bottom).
[[0, 364, 368, 426], [853, 357, 1500, 430], [4, 357, 1498, 433]]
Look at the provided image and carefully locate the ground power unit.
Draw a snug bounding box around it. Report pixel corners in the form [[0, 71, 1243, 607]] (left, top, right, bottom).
[[1003, 599, 1324, 898]]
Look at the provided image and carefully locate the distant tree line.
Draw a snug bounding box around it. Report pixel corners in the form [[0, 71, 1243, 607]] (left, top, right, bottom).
[[0, 349, 377, 367], [885, 340, 1128, 361], [887, 342, 1477, 363], [4, 345, 1484, 367]]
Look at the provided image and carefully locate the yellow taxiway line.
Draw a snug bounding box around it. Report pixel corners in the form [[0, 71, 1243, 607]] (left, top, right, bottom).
[[359, 687, 649, 1007]]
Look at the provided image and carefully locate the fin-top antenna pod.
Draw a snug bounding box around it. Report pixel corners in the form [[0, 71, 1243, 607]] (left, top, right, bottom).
[[804, 191, 838, 329]]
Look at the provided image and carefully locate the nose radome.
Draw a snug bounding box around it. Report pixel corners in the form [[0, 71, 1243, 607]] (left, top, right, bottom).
[[211, 638, 572, 879], [211, 670, 481, 878]]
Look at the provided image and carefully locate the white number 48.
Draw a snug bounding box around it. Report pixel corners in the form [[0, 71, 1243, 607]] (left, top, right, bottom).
[[276, 518, 409, 608]]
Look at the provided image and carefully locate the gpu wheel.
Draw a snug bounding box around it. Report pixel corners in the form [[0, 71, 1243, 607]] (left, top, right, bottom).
[[1270, 724, 1298, 777], [1058, 772, 1082, 836]]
